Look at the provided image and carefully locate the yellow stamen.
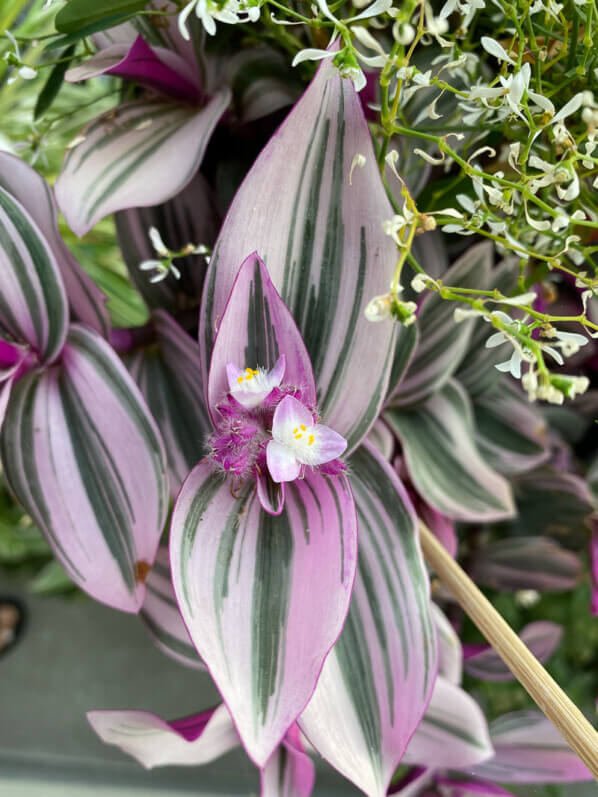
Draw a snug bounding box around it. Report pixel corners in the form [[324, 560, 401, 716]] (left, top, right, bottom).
[[308, 435, 315, 446], [300, 424, 306, 431], [237, 376, 244, 384], [245, 373, 253, 381], [294, 433, 303, 440]]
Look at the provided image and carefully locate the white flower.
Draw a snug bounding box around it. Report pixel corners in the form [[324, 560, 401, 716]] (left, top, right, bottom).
[[227, 357, 285, 409], [540, 328, 589, 357], [149, 227, 168, 258], [178, 0, 260, 38], [3, 30, 37, 85], [365, 293, 392, 322], [382, 209, 416, 245]]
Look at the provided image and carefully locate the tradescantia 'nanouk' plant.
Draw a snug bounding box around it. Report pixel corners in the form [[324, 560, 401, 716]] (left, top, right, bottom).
[[1, 0, 598, 794]]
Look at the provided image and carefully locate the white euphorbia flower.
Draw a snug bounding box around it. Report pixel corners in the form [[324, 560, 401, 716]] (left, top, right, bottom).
[[528, 156, 580, 201], [439, 0, 485, 28], [178, 0, 260, 38], [226, 357, 285, 410]]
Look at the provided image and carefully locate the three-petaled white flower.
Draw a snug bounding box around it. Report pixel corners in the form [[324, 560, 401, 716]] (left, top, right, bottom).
[[227, 357, 285, 410], [267, 395, 347, 483]]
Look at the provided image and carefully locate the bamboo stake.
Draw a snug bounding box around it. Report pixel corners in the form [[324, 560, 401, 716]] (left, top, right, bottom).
[[418, 521, 598, 780]]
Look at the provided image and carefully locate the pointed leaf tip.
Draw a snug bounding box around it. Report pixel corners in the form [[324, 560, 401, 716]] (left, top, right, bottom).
[[200, 54, 397, 451], [208, 253, 317, 421], [170, 461, 357, 766], [299, 444, 437, 797]]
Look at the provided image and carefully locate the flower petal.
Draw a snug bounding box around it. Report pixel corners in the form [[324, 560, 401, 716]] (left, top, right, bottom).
[[170, 463, 357, 766], [208, 254, 316, 419], [298, 444, 437, 797], [56, 94, 230, 236], [267, 439, 302, 483], [87, 704, 239, 768], [1, 325, 169, 613], [199, 55, 398, 451]]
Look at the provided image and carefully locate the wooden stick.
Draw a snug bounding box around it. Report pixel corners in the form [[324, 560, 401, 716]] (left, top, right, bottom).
[[418, 521, 598, 780]]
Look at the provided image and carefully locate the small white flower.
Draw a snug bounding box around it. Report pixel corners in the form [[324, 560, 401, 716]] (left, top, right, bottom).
[[365, 293, 392, 322], [149, 227, 168, 257], [178, 0, 260, 39]]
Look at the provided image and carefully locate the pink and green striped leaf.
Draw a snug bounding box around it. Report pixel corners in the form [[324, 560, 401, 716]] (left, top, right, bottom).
[[470, 711, 594, 783], [140, 547, 205, 670], [66, 35, 202, 103], [473, 381, 549, 475], [0, 186, 68, 364], [464, 621, 562, 681], [403, 676, 494, 770], [208, 253, 317, 418], [0, 152, 110, 338], [390, 242, 493, 407], [260, 726, 316, 797], [385, 380, 514, 522], [199, 56, 397, 452], [87, 704, 239, 768], [469, 536, 582, 592], [170, 463, 357, 767], [432, 603, 462, 686], [298, 444, 437, 797], [434, 777, 516, 797], [128, 310, 210, 495], [503, 467, 595, 543], [1, 324, 169, 613], [115, 171, 219, 312], [56, 94, 229, 236]]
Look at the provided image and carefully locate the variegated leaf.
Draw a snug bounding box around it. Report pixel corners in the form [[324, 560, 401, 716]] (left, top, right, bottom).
[[0, 186, 68, 364], [199, 56, 397, 452], [141, 546, 205, 670], [56, 94, 229, 236], [434, 777, 516, 796], [260, 726, 316, 797], [298, 444, 437, 797], [403, 676, 493, 769], [0, 152, 110, 337], [170, 463, 357, 766], [1, 325, 169, 612], [469, 536, 582, 592], [115, 171, 219, 312], [365, 418, 395, 461], [66, 35, 202, 103], [432, 603, 462, 686], [87, 704, 239, 768], [128, 310, 209, 495], [464, 621, 562, 681], [208, 253, 317, 419], [385, 380, 514, 522], [471, 711, 594, 783], [391, 242, 493, 407], [474, 380, 549, 475], [504, 467, 595, 544]]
